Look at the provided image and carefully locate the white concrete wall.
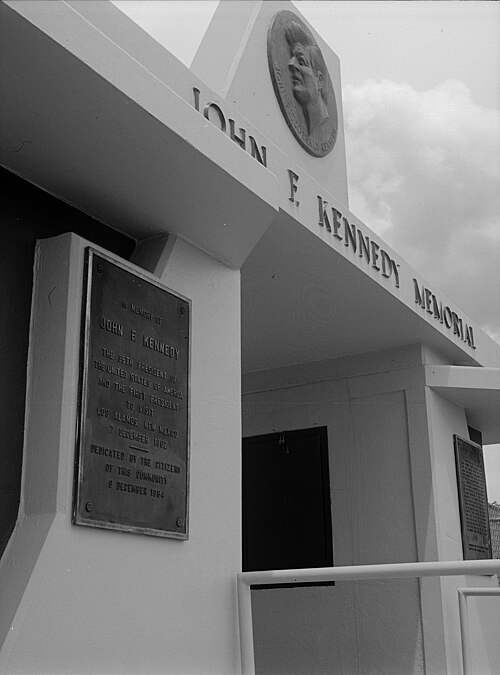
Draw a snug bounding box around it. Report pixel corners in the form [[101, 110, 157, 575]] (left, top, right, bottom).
[[243, 346, 500, 674], [0, 233, 242, 674], [243, 348, 426, 674]]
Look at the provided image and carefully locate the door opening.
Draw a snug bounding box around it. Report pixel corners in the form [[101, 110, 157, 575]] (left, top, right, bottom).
[[242, 426, 333, 578]]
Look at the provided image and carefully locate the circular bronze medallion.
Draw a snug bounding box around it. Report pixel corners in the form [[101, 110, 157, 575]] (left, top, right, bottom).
[[267, 10, 338, 158]]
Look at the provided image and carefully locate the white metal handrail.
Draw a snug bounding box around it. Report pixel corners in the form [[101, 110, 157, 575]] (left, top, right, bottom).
[[237, 559, 500, 675]]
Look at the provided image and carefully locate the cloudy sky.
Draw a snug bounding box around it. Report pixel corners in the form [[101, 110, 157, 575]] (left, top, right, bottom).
[[112, 1, 500, 499]]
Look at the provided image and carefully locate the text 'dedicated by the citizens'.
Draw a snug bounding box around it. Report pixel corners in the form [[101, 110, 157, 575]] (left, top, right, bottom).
[[73, 250, 190, 538]]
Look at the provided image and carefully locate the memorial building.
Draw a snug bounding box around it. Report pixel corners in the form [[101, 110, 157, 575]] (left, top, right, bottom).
[[1, 2, 500, 673]]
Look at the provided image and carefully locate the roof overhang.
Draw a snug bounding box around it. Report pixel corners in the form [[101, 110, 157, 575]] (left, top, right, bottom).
[[240, 199, 500, 371], [425, 366, 500, 444], [0, 0, 278, 268]]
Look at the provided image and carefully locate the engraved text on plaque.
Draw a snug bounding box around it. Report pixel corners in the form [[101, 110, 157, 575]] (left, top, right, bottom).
[[73, 250, 190, 538], [454, 435, 492, 559]]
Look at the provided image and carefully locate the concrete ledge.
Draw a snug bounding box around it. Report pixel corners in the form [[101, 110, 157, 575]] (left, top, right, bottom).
[[425, 365, 500, 443]]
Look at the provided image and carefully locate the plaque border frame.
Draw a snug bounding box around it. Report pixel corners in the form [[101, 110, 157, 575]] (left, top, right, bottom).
[[72, 247, 191, 540], [453, 434, 492, 560]]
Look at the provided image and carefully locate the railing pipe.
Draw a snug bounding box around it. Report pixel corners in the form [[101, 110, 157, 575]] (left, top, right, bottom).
[[237, 560, 500, 675], [239, 559, 500, 587]]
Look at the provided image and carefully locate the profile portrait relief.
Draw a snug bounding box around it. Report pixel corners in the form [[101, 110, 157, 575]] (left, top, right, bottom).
[[285, 20, 329, 136], [267, 10, 338, 158]]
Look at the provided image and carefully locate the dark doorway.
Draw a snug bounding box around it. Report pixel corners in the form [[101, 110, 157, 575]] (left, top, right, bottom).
[[242, 427, 333, 573]]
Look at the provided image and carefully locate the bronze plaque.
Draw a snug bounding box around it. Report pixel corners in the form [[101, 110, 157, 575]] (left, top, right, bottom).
[[73, 250, 190, 538], [454, 435, 492, 559], [267, 10, 338, 157]]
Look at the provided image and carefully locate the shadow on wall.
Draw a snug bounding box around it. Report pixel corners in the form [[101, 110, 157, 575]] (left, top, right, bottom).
[[0, 168, 136, 557]]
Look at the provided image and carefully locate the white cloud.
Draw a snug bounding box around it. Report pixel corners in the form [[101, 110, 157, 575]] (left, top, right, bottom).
[[343, 79, 500, 342]]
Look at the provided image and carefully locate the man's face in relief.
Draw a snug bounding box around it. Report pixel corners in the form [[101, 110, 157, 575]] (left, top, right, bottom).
[[288, 43, 323, 107]]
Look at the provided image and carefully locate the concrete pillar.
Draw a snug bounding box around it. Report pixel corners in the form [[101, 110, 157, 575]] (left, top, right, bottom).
[[0, 232, 242, 674]]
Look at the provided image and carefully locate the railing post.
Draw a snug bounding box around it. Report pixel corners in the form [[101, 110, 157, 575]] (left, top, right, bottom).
[[237, 575, 255, 675], [458, 590, 471, 675]]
